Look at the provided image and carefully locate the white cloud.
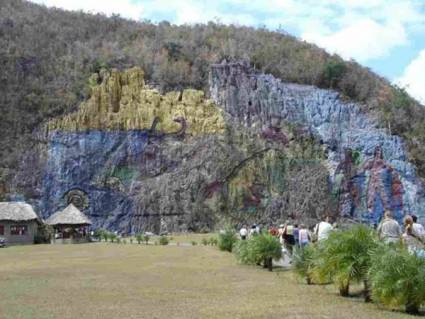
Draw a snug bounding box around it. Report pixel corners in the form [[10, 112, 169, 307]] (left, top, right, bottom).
[[30, 0, 144, 21], [302, 19, 407, 62], [397, 50, 425, 104]]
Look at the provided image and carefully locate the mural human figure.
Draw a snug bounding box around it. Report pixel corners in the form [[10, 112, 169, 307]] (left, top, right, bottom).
[[334, 148, 356, 217], [361, 145, 404, 223]]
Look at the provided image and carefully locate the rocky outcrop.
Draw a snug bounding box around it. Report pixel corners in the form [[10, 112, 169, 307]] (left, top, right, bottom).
[[35, 67, 331, 231], [210, 61, 425, 224], [47, 67, 225, 135], [12, 62, 424, 233]]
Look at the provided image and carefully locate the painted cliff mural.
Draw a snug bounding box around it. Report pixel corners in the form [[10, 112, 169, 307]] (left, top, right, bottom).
[[210, 61, 425, 226], [10, 62, 424, 232]]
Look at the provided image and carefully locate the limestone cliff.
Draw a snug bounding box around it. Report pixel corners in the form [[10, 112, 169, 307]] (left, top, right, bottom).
[[10, 63, 425, 232], [47, 67, 225, 135], [210, 61, 425, 225]]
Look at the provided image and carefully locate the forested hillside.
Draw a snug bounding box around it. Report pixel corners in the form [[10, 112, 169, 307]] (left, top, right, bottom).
[[0, 0, 424, 200]]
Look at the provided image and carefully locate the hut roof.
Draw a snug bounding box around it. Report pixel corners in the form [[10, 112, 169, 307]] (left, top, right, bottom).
[[46, 204, 92, 226], [0, 202, 39, 221]]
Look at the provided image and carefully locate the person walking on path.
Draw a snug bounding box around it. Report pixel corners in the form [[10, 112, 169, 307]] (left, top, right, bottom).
[[298, 224, 311, 248], [314, 216, 333, 242], [293, 224, 300, 247], [239, 225, 248, 240], [283, 220, 295, 255], [377, 210, 401, 244], [278, 224, 285, 245]]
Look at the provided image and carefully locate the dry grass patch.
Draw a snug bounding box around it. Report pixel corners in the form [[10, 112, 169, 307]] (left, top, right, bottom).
[[0, 244, 414, 319]]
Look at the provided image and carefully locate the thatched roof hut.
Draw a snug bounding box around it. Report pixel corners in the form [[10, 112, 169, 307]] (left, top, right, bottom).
[[0, 202, 38, 221], [0, 202, 40, 245], [46, 204, 92, 226]]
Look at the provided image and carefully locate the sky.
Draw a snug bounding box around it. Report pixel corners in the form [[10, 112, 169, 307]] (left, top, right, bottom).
[[29, 0, 425, 104]]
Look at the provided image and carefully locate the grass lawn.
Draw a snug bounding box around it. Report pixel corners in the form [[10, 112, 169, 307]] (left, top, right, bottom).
[[0, 243, 416, 319]]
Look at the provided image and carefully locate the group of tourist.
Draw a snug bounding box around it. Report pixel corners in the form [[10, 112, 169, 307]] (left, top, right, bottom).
[[239, 224, 261, 240], [378, 210, 425, 258], [238, 211, 425, 259], [238, 217, 335, 256]]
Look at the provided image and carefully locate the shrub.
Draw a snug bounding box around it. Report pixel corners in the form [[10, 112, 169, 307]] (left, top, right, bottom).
[[292, 244, 316, 285], [233, 239, 256, 265], [116, 237, 121, 244], [143, 234, 150, 245], [234, 232, 282, 271], [322, 59, 346, 89], [201, 238, 208, 246], [130, 238, 133, 244], [208, 237, 218, 246], [135, 233, 143, 244], [93, 228, 106, 241], [191, 241, 198, 246], [249, 232, 282, 271], [218, 227, 238, 252], [369, 245, 425, 314], [102, 231, 110, 242], [311, 225, 378, 300], [159, 236, 169, 245], [109, 233, 117, 243], [35, 224, 53, 244]]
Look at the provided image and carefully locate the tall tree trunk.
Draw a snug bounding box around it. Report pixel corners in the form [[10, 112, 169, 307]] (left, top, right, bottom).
[[363, 279, 371, 303], [264, 257, 273, 271], [306, 276, 312, 285], [405, 301, 419, 315], [339, 283, 349, 297]]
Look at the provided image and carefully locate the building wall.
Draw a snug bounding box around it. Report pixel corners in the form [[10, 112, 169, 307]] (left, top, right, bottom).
[[0, 220, 38, 245]]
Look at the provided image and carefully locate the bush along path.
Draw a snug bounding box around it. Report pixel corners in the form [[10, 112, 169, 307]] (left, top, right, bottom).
[[92, 229, 219, 247], [219, 225, 425, 315]]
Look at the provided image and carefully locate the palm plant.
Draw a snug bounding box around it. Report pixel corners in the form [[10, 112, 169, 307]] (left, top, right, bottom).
[[159, 235, 169, 245], [208, 237, 218, 246], [233, 239, 256, 265], [102, 231, 109, 242], [311, 225, 378, 300], [93, 228, 105, 241], [135, 233, 143, 244], [218, 227, 238, 252], [143, 234, 150, 245], [249, 232, 282, 271], [109, 233, 117, 243], [292, 244, 316, 285], [369, 244, 425, 314]]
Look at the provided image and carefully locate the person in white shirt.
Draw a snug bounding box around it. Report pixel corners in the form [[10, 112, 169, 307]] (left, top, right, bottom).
[[377, 210, 401, 244], [314, 216, 333, 242], [412, 215, 425, 238], [239, 225, 248, 240], [249, 224, 257, 238]]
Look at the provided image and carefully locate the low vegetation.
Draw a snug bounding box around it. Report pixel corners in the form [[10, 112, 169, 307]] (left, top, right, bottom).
[[217, 227, 238, 252], [370, 244, 425, 314], [0, 244, 415, 319], [233, 232, 282, 271], [289, 226, 425, 314], [158, 235, 170, 245]]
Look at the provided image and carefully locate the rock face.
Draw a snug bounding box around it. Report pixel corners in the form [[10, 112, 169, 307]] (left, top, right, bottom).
[[210, 61, 425, 224], [35, 66, 332, 232], [11, 62, 424, 232], [48, 67, 225, 135]]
